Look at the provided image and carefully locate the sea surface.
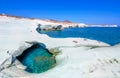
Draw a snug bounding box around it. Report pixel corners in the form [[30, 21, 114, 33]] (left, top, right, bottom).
[[39, 27, 120, 46]]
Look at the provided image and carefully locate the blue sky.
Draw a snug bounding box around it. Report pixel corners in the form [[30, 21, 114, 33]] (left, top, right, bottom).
[[0, 0, 120, 25]]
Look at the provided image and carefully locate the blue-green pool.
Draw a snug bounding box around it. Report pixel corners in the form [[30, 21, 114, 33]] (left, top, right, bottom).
[[17, 44, 56, 73]]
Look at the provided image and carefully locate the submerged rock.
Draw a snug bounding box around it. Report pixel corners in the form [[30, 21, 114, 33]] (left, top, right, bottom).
[[29, 56, 56, 73]]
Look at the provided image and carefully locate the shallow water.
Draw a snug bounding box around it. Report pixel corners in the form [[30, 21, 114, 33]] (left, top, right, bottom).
[[39, 27, 120, 45], [17, 44, 56, 73]]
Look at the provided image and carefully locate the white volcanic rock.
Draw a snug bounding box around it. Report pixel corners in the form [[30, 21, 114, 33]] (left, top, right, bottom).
[[1, 44, 120, 78], [85, 24, 118, 27], [1, 15, 120, 78], [0, 14, 86, 28]]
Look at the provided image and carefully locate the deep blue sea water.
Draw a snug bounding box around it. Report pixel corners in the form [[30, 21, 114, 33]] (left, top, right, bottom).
[[39, 27, 120, 46]]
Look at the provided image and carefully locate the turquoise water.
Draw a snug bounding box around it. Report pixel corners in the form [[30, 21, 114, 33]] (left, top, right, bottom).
[[39, 27, 120, 45], [17, 44, 56, 73]]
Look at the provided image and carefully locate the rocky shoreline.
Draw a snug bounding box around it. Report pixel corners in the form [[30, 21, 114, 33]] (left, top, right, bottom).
[[0, 15, 120, 78]]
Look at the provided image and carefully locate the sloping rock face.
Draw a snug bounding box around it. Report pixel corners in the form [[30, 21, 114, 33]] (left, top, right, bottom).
[[0, 15, 116, 78], [0, 41, 33, 71]]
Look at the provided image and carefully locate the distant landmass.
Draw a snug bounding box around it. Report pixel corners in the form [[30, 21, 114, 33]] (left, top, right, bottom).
[[0, 13, 118, 27]]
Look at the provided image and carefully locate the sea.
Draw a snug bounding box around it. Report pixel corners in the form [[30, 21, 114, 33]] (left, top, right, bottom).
[[39, 27, 120, 46]]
